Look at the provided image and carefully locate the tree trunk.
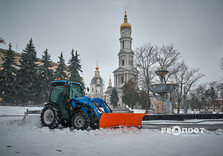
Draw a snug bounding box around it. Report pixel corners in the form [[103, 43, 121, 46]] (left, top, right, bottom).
[[145, 102, 148, 113], [177, 99, 181, 114], [213, 101, 216, 111], [131, 103, 133, 109], [145, 90, 150, 113]]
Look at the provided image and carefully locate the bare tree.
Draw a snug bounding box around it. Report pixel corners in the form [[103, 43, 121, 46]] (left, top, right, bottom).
[[197, 84, 208, 111], [218, 82, 223, 100], [135, 44, 158, 112], [221, 57, 223, 71], [189, 83, 207, 111], [221, 58, 223, 81], [189, 92, 199, 111], [0, 37, 5, 44], [208, 81, 223, 111], [155, 45, 181, 83], [173, 61, 204, 114]]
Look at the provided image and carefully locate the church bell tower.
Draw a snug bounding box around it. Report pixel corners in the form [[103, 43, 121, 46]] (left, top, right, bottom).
[[113, 11, 138, 107]]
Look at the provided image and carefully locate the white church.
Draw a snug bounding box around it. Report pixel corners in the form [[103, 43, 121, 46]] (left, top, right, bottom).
[[89, 11, 138, 108], [89, 64, 104, 99]]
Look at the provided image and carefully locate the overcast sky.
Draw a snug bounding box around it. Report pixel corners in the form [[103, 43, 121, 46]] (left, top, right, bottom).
[[1, 0, 223, 89]]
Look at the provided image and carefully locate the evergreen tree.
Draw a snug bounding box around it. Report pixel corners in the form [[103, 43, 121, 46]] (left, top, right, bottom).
[[68, 49, 82, 84], [39, 49, 54, 103], [121, 79, 139, 109], [110, 88, 119, 108], [138, 90, 149, 109], [54, 52, 68, 80], [0, 43, 18, 103], [17, 38, 40, 104]]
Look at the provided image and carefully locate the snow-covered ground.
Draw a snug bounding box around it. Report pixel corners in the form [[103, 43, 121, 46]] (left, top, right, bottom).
[[0, 106, 223, 156], [143, 119, 223, 124], [0, 106, 42, 116], [133, 108, 146, 113]]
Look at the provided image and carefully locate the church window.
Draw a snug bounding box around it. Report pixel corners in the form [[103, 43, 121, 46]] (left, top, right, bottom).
[[122, 41, 124, 49], [130, 56, 133, 65], [92, 88, 94, 92], [121, 76, 124, 84], [122, 60, 124, 66], [130, 58, 133, 65]]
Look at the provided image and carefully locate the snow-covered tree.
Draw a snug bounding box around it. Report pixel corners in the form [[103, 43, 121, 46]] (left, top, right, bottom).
[[39, 49, 54, 103], [0, 43, 18, 103], [54, 52, 68, 80], [17, 38, 40, 104], [68, 49, 82, 84]]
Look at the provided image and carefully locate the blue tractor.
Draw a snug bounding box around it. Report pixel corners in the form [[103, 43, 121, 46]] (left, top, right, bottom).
[[40, 80, 146, 130], [41, 80, 112, 130]]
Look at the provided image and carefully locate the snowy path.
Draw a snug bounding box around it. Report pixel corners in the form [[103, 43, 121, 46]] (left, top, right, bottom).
[[0, 106, 223, 156], [0, 115, 223, 156]]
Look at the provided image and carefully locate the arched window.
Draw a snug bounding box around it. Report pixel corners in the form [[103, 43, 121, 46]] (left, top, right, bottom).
[[121, 76, 124, 84]]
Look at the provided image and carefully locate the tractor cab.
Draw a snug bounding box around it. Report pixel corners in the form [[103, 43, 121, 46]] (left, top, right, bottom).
[[50, 80, 83, 104], [49, 80, 83, 119]]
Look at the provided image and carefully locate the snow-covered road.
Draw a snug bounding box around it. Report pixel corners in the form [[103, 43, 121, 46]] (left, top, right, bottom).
[[0, 106, 223, 156]]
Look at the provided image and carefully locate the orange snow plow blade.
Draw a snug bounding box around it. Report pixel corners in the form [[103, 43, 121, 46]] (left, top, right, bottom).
[[99, 113, 147, 128]]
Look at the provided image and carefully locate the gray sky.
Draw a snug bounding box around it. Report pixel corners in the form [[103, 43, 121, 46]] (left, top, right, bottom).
[[1, 0, 223, 89]]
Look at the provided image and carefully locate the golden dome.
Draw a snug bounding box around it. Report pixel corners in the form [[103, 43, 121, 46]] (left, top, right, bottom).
[[96, 65, 99, 71], [120, 11, 131, 29]]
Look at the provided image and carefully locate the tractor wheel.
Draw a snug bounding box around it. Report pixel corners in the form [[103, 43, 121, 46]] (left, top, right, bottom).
[[40, 105, 61, 129], [71, 112, 89, 130], [61, 119, 72, 128]]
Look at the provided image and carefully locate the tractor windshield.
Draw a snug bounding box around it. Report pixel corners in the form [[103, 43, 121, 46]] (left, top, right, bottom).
[[70, 84, 83, 98], [50, 83, 67, 104]]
